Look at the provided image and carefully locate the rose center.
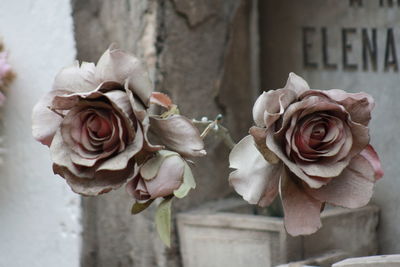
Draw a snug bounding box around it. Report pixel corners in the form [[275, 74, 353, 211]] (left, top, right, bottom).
[[87, 115, 112, 138], [310, 124, 326, 141]]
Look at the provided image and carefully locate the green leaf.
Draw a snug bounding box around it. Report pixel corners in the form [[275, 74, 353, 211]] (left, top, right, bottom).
[[173, 162, 196, 198], [155, 197, 173, 247], [131, 199, 154, 214], [160, 105, 180, 118]]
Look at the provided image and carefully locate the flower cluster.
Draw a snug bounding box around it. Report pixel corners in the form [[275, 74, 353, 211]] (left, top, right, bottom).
[[0, 42, 14, 107], [0, 41, 14, 165], [32, 45, 205, 204], [229, 73, 383, 236]]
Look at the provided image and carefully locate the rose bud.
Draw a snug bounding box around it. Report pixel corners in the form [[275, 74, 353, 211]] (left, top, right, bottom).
[[126, 150, 195, 201]]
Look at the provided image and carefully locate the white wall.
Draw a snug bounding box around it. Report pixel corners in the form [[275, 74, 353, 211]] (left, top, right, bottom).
[[0, 1, 81, 267]]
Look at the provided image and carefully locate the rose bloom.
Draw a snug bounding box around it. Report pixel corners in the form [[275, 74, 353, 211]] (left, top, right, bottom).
[[32, 46, 204, 196], [229, 73, 383, 236], [0, 52, 12, 83]]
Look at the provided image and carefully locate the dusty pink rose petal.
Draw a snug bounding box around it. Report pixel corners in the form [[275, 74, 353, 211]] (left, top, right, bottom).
[[53, 61, 97, 93], [149, 115, 206, 158], [281, 167, 322, 236], [229, 135, 281, 206], [360, 145, 384, 180], [306, 154, 376, 209], [229, 72, 383, 236], [95, 45, 153, 107], [32, 90, 71, 146], [150, 92, 173, 109]]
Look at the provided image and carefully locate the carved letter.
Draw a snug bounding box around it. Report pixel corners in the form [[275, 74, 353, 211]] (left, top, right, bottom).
[[322, 27, 337, 69], [342, 28, 358, 70], [362, 28, 378, 71], [302, 27, 318, 68], [384, 28, 398, 71], [379, 0, 400, 7]]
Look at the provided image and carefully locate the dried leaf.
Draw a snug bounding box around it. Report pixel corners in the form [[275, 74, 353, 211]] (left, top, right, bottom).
[[160, 105, 180, 119], [150, 92, 173, 108], [131, 199, 154, 214], [173, 162, 196, 198], [155, 196, 173, 247]]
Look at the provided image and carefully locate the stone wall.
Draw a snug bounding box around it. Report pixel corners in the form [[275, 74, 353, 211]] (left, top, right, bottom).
[[72, 0, 259, 266]]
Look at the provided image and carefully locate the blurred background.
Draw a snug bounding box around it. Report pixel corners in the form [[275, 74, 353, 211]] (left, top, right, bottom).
[[0, 0, 398, 266]]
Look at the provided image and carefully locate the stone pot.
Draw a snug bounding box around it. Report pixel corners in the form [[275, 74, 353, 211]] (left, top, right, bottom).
[[177, 198, 379, 267]]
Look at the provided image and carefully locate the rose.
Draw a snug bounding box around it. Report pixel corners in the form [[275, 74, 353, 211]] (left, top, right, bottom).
[[32, 46, 205, 196], [126, 150, 195, 201], [0, 91, 5, 106], [229, 73, 383, 236], [0, 52, 11, 81]]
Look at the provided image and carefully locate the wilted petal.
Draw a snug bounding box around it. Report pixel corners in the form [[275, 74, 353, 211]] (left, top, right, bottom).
[[50, 129, 96, 178], [96, 121, 144, 172], [150, 92, 173, 108], [347, 120, 370, 158], [32, 90, 70, 146], [54, 162, 136, 196], [53, 61, 97, 93], [252, 89, 296, 128], [52, 81, 121, 110], [142, 123, 164, 152], [306, 154, 376, 208], [359, 145, 384, 180], [126, 175, 151, 201], [266, 129, 329, 188], [283, 72, 310, 96], [276, 95, 341, 136], [95, 46, 153, 106], [281, 167, 322, 236], [104, 90, 136, 140], [252, 92, 268, 127], [313, 89, 374, 126], [145, 156, 185, 199], [249, 126, 280, 164], [229, 135, 281, 206], [149, 115, 206, 157]]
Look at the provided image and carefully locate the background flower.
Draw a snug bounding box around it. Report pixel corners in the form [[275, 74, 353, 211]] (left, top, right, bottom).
[[229, 73, 383, 236]]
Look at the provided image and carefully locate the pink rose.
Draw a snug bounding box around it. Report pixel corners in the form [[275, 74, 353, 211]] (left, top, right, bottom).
[[32, 46, 204, 196], [229, 73, 383, 236], [126, 150, 195, 201], [0, 91, 5, 106], [0, 52, 12, 82]]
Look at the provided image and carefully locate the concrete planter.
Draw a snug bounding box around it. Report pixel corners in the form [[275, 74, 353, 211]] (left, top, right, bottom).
[[177, 199, 379, 267]]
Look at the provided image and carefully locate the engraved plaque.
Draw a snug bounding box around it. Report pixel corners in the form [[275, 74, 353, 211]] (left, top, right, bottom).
[[260, 0, 400, 253]]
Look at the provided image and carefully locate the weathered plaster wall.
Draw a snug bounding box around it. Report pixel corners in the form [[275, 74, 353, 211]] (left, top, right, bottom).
[[73, 0, 258, 266], [0, 1, 81, 266]]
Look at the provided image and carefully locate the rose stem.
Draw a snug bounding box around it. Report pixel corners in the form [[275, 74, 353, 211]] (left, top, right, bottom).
[[193, 114, 236, 150]]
